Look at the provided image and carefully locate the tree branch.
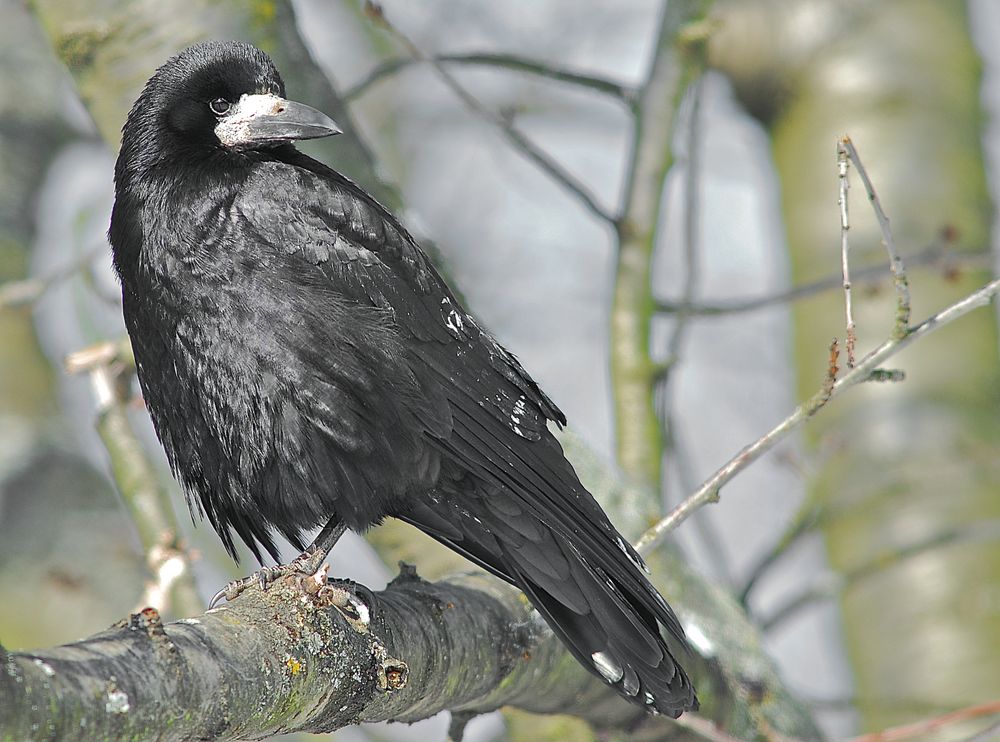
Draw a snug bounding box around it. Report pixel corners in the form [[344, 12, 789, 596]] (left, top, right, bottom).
[[758, 519, 1000, 632], [654, 239, 986, 317], [363, 4, 616, 225], [847, 699, 1000, 742], [344, 52, 635, 104], [839, 135, 911, 339], [610, 2, 711, 492], [0, 245, 104, 311], [635, 277, 1000, 555], [0, 569, 683, 740]]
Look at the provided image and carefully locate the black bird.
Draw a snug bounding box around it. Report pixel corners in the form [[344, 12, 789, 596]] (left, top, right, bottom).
[[109, 40, 697, 717]]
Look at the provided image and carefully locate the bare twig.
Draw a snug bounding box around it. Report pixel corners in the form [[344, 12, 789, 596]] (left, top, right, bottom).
[[837, 140, 857, 367], [848, 699, 1000, 742], [840, 135, 911, 337], [66, 339, 202, 617], [344, 52, 635, 105], [654, 240, 986, 316], [663, 76, 706, 368], [758, 520, 1000, 631], [364, 4, 615, 225], [657, 76, 739, 583], [737, 503, 825, 606], [662, 412, 738, 586], [634, 277, 1000, 554], [0, 245, 104, 311]]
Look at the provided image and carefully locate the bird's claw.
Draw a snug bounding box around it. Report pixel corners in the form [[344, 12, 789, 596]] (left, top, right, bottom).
[[208, 577, 254, 609], [207, 552, 326, 609]]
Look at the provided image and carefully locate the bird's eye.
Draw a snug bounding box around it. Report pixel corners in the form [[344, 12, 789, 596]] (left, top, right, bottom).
[[209, 98, 232, 116]]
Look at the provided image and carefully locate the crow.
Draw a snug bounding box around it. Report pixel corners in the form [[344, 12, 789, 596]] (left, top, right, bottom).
[[109, 40, 697, 717]]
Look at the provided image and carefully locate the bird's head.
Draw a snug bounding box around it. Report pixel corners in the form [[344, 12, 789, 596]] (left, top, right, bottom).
[[117, 40, 341, 180]]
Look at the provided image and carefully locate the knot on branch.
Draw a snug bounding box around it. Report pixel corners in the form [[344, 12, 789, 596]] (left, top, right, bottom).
[[121, 607, 166, 638], [298, 571, 408, 693], [377, 654, 409, 691], [390, 561, 423, 585]]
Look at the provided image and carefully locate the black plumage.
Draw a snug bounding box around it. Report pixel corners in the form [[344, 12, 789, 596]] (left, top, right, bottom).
[[109, 40, 697, 717]]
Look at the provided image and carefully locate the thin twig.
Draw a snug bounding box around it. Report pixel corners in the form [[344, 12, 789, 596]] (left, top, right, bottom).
[[0, 245, 104, 311], [662, 411, 738, 585], [634, 278, 1000, 554], [737, 503, 825, 606], [840, 135, 911, 338], [363, 4, 615, 225], [654, 241, 986, 316], [837, 140, 857, 367], [658, 78, 738, 582], [344, 52, 635, 104], [759, 520, 1000, 631], [663, 76, 705, 367], [848, 699, 1000, 742]]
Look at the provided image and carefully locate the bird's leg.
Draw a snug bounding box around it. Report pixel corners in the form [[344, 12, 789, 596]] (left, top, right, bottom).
[[209, 519, 347, 608]]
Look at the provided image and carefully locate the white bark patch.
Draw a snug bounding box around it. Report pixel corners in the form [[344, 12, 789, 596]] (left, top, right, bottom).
[[105, 687, 130, 714]]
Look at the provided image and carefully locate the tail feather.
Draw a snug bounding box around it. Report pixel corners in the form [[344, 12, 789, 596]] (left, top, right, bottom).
[[517, 544, 696, 716], [401, 486, 698, 717]]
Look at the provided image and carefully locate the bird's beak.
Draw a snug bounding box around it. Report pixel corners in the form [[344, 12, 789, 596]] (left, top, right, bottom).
[[215, 93, 342, 148]]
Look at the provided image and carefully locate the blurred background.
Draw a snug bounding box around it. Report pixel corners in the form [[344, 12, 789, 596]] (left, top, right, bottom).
[[1, 0, 998, 740]]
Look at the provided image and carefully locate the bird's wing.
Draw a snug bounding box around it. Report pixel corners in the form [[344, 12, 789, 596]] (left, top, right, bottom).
[[236, 158, 695, 713], [236, 158, 665, 615], [237, 157, 565, 434]]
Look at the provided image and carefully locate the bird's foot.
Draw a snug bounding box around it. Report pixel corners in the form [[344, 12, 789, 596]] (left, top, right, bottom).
[[209, 548, 327, 608]]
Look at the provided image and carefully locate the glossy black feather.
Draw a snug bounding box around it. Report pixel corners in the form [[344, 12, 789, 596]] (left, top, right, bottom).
[[109, 40, 697, 716]]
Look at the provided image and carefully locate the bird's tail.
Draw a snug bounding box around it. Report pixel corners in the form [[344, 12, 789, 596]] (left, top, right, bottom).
[[400, 486, 698, 717], [517, 540, 697, 717]]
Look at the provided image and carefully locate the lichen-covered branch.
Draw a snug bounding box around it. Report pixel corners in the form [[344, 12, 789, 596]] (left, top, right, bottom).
[[0, 552, 825, 741], [0, 569, 680, 741]]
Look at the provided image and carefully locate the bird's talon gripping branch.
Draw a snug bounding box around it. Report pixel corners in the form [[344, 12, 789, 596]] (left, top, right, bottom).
[[209, 552, 332, 608]]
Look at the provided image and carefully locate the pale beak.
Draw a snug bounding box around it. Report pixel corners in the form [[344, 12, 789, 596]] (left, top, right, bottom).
[[215, 93, 341, 147]]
